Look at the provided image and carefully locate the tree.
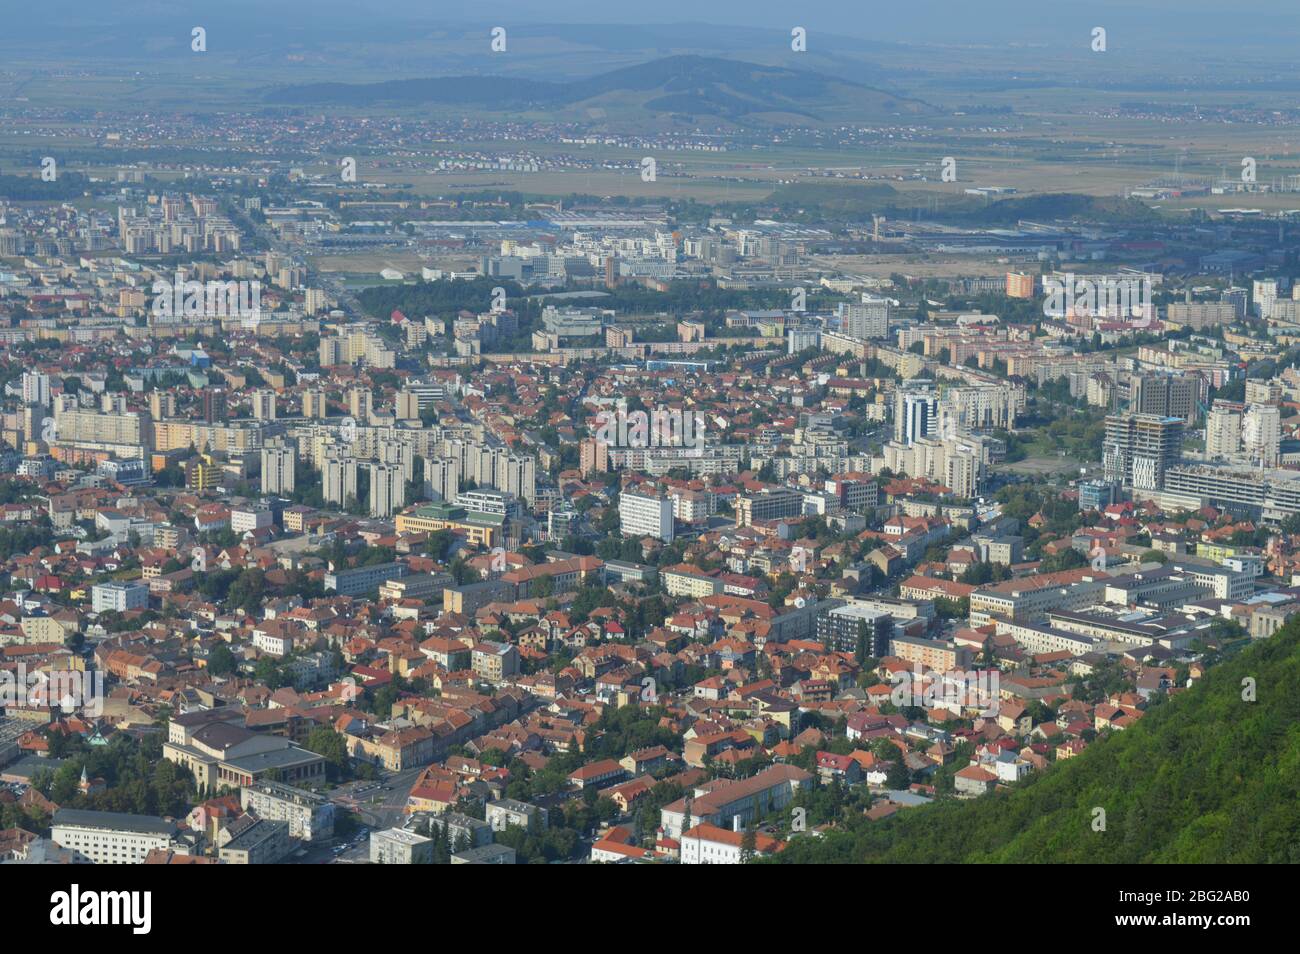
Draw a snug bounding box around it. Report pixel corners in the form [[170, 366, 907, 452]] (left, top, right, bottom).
[[207, 643, 236, 676], [305, 727, 350, 781], [739, 825, 757, 864]]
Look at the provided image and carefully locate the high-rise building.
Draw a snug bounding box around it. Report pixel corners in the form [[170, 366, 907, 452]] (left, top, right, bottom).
[[1130, 373, 1199, 423], [839, 298, 890, 339], [149, 390, 177, 421], [21, 372, 50, 408], [1244, 380, 1282, 406], [580, 438, 609, 476], [1206, 400, 1244, 460], [378, 438, 415, 483], [1252, 278, 1279, 318], [1006, 272, 1035, 299], [300, 390, 327, 420], [1243, 403, 1281, 467], [252, 390, 277, 421], [186, 454, 221, 491], [396, 390, 421, 421], [348, 387, 372, 424], [895, 385, 938, 445], [203, 388, 228, 424], [1103, 414, 1184, 490], [51, 405, 151, 453], [423, 456, 460, 502], [441, 441, 536, 504], [943, 442, 982, 500], [262, 442, 296, 495], [304, 288, 328, 315], [323, 445, 358, 507], [369, 461, 406, 518]]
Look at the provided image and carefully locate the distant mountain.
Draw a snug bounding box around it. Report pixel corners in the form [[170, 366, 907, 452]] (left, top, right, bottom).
[[264, 55, 935, 124]]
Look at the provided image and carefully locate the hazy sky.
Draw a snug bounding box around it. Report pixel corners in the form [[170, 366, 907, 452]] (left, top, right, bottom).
[[3, 0, 1293, 49]]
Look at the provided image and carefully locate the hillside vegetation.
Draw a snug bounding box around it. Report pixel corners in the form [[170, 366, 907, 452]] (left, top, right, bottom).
[[770, 620, 1300, 864]]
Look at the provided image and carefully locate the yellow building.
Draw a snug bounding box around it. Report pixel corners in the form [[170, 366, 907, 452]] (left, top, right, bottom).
[[394, 503, 502, 548], [186, 454, 221, 491]]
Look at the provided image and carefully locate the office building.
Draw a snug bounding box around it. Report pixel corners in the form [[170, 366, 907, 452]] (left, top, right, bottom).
[[324, 561, 407, 596], [895, 385, 938, 445], [816, 603, 893, 656], [1078, 479, 1116, 511], [1130, 373, 1199, 423], [735, 487, 804, 527], [1103, 414, 1183, 490]]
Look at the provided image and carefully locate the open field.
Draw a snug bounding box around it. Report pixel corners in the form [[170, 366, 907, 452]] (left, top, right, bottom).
[[994, 456, 1088, 477]]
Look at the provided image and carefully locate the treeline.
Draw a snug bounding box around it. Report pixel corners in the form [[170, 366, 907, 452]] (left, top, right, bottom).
[[0, 171, 91, 200], [357, 277, 532, 322]]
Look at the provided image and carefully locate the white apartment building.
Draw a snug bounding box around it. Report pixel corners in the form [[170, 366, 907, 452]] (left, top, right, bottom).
[[370, 461, 406, 518], [231, 506, 273, 535], [619, 489, 674, 542], [240, 781, 335, 842], [52, 809, 179, 864], [369, 827, 432, 864], [262, 443, 296, 495], [91, 581, 149, 613]]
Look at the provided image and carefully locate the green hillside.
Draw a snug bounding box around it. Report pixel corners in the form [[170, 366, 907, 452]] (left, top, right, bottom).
[[770, 619, 1300, 864]]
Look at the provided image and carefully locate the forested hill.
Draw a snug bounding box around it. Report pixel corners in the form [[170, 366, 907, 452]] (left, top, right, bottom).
[[770, 619, 1300, 864]]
